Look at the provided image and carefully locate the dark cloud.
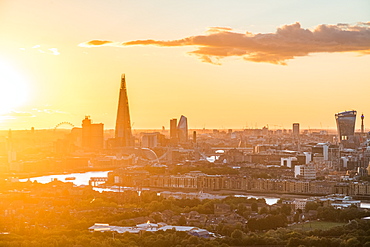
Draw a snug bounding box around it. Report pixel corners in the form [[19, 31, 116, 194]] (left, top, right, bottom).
[[79, 22, 370, 65]]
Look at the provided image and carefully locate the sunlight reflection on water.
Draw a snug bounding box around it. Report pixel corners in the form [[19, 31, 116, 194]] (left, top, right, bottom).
[[19, 171, 111, 186]]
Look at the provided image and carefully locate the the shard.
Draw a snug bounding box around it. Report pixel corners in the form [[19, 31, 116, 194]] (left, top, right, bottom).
[[115, 74, 133, 147]]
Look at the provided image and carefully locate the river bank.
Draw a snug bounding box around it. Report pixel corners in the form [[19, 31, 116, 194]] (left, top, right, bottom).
[[17, 170, 370, 208]]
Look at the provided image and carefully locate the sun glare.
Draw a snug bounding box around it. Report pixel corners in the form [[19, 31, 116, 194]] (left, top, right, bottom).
[[0, 60, 29, 115]]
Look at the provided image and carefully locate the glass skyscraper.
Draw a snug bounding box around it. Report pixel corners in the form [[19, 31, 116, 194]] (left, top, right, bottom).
[[335, 110, 357, 148], [177, 115, 188, 142], [115, 74, 133, 147]]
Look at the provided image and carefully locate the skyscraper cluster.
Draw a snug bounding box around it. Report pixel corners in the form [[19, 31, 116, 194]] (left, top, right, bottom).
[[169, 115, 188, 144], [114, 74, 189, 148]]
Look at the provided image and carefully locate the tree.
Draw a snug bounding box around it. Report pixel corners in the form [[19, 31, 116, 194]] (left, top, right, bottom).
[[231, 229, 244, 239], [251, 203, 258, 212], [344, 237, 361, 247], [281, 204, 291, 216], [305, 201, 319, 212], [293, 212, 300, 222], [177, 215, 186, 225], [259, 207, 268, 215], [317, 206, 338, 222]]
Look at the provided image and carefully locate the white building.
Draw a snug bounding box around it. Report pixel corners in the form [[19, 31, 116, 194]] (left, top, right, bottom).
[[294, 165, 316, 180], [89, 222, 214, 238], [303, 152, 312, 164], [293, 199, 307, 211], [281, 157, 297, 168]]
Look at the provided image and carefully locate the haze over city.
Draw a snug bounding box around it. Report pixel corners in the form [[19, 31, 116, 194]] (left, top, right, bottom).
[[2, 1, 370, 246], [1, 0, 370, 130]]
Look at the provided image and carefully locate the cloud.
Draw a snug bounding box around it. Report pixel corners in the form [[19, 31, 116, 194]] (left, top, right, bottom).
[[20, 45, 60, 55], [79, 22, 370, 65], [49, 48, 60, 55], [79, 40, 115, 47], [31, 108, 69, 114], [1, 111, 34, 117]]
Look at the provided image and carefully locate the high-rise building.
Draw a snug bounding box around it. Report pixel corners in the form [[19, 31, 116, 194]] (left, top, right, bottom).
[[170, 118, 178, 143], [141, 133, 158, 148], [177, 115, 188, 142], [361, 114, 365, 134], [335, 110, 357, 148], [82, 116, 104, 150], [7, 129, 16, 166], [141, 132, 166, 148], [115, 74, 133, 147], [293, 123, 300, 136]]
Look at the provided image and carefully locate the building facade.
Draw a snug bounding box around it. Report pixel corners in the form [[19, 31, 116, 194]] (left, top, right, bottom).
[[82, 116, 104, 150]]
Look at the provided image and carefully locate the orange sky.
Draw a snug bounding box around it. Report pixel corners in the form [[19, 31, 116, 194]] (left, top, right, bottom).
[[0, 0, 369, 131]]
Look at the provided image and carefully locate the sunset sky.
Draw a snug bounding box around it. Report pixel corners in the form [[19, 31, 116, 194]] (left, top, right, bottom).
[[1, 0, 369, 131]]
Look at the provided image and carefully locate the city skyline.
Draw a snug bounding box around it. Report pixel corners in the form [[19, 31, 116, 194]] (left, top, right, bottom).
[[1, 1, 369, 130]]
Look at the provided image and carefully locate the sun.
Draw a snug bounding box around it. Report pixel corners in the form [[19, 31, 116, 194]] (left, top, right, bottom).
[[0, 60, 29, 115]]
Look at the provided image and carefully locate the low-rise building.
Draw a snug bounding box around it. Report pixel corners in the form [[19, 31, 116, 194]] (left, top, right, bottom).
[[88, 222, 214, 238]]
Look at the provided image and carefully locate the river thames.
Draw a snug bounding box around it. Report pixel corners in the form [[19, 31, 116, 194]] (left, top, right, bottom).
[[19, 170, 370, 208]]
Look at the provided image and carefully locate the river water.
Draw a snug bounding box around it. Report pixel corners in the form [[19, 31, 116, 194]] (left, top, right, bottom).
[[19, 171, 370, 208], [19, 171, 111, 186]]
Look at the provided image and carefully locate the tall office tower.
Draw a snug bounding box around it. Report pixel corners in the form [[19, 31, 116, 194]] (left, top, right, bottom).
[[361, 114, 365, 134], [7, 129, 16, 165], [115, 74, 133, 147], [82, 116, 104, 150], [177, 115, 188, 142], [141, 133, 159, 148], [335, 110, 357, 148], [170, 118, 178, 142], [293, 123, 300, 136]]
